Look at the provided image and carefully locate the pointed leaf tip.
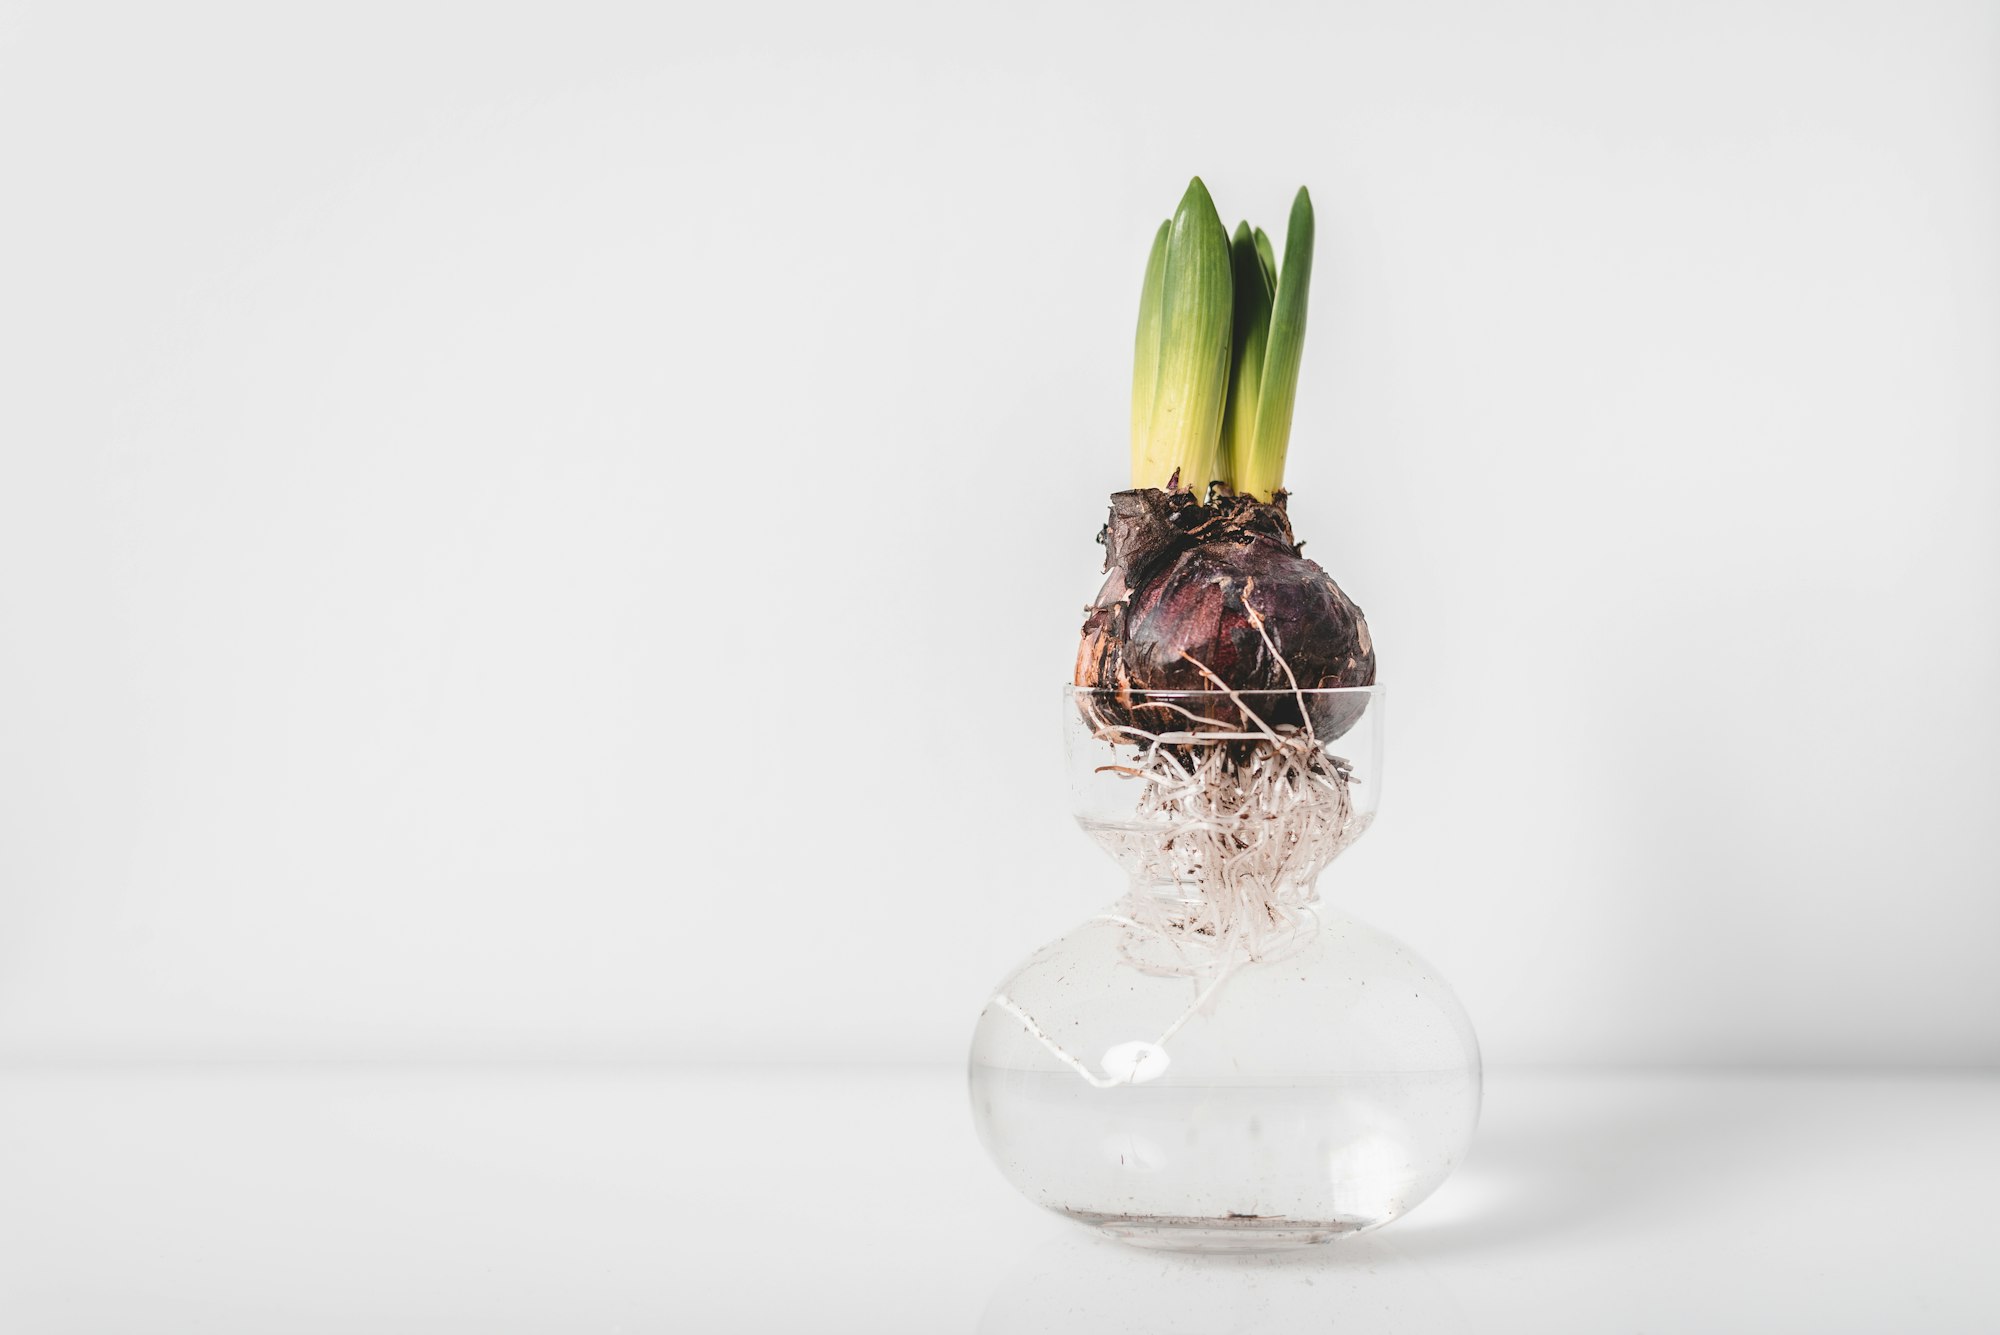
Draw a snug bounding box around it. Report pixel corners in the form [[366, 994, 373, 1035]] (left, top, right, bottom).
[[1179, 176, 1218, 214]]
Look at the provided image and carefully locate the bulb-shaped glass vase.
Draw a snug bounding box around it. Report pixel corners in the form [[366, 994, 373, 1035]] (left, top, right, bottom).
[[968, 687, 1479, 1252]]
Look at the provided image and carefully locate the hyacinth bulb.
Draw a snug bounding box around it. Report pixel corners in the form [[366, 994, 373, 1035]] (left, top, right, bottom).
[[1074, 486, 1374, 737]]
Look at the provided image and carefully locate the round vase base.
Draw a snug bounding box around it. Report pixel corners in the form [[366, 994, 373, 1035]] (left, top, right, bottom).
[[1065, 1209, 1371, 1253]]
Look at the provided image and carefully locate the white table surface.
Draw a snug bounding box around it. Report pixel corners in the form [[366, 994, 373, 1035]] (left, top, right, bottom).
[[0, 1065, 1992, 1332]]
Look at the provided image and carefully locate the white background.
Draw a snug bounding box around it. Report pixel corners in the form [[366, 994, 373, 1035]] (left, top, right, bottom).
[[2, 0, 1996, 1067]]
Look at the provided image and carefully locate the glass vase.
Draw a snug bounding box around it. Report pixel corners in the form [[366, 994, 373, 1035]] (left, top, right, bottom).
[[968, 687, 1479, 1252]]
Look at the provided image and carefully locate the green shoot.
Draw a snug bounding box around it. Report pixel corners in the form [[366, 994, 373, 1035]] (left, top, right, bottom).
[[1240, 188, 1315, 502], [1133, 178, 1232, 494], [1125, 181, 1318, 500], [1129, 220, 1170, 484], [1220, 222, 1274, 487]]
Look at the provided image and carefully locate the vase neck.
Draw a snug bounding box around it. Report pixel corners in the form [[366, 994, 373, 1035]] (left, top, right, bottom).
[[1131, 877, 1323, 908]]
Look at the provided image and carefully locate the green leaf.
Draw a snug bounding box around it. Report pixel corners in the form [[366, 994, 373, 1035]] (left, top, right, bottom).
[[1129, 219, 1171, 482], [1243, 187, 1314, 501], [1253, 227, 1277, 301], [1221, 221, 1273, 489], [1136, 177, 1232, 493]]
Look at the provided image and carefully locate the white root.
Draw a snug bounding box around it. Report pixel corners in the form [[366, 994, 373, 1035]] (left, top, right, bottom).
[[1000, 621, 1369, 1087]]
